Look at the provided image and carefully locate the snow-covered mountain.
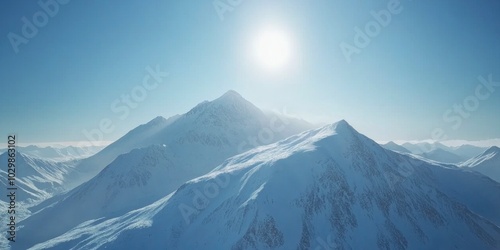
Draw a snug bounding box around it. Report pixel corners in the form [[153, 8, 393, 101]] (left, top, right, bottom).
[[381, 141, 412, 154], [460, 146, 500, 183], [18, 90, 314, 248], [69, 90, 312, 189], [26, 121, 500, 250]]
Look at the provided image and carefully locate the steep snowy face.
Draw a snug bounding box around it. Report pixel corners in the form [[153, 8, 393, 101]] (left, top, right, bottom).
[[30, 121, 500, 250], [461, 146, 500, 182]]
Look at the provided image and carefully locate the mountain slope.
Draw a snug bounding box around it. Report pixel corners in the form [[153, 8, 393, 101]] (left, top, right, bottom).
[[460, 146, 500, 183], [28, 121, 500, 250]]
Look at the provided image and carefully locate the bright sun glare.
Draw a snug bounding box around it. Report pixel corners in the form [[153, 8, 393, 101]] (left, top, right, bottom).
[[254, 29, 292, 71]]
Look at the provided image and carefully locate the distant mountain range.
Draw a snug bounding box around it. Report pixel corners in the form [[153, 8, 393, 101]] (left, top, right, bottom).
[[381, 141, 412, 154], [0, 145, 104, 162], [381, 141, 499, 182], [382, 141, 488, 164]]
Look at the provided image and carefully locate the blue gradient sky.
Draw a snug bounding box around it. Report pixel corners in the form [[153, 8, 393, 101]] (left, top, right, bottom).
[[1, 0, 499, 144]]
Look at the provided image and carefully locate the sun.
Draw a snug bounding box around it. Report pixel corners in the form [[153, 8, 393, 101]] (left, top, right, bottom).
[[253, 29, 292, 71]]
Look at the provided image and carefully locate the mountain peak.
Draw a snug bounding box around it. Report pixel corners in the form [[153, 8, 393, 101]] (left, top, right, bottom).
[[287, 120, 364, 151], [331, 119, 355, 133], [335, 119, 349, 126], [214, 90, 246, 104], [185, 90, 262, 121], [222, 89, 242, 98], [307, 120, 359, 142]]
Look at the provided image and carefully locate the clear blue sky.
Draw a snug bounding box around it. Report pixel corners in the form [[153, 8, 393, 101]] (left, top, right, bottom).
[[1, 0, 499, 144]]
